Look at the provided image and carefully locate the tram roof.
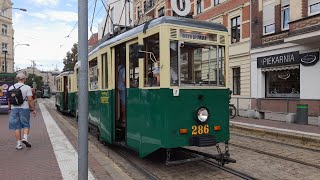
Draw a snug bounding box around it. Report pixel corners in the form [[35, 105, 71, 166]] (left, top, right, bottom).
[[56, 71, 73, 78], [89, 16, 228, 56]]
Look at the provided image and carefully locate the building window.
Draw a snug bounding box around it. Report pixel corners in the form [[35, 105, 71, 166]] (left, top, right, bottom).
[[1, 61, 4, 72], [158, 7, 165, 17], [233, 67, 240, 95], [309, 0, 320, 15], [263, 0, 275, 34], [266, 69, 300, 98], [213, 0, 220, 6], [2, 24, 8, 35], [2, 43, 8, 51], [197, 0, 204, 14], [281, 5, 290, 30], [0, 9, 7, 16], [231, 16, 241, 43], [137, 7, 141, 19]]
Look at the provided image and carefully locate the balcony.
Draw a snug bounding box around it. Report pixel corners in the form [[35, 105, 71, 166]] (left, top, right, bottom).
[[284, 14, 320, 45], [144, 0, 155, 16]]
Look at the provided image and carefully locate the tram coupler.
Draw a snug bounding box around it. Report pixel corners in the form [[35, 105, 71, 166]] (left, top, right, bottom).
[[213, 154, 236, 165]]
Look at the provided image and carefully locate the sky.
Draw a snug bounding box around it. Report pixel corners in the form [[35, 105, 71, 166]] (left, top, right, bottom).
[[12, 0, 106, 71]]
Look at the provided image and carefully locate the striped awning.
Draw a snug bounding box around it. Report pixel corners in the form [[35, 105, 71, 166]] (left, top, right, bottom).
[[261, 65, 300, 72]]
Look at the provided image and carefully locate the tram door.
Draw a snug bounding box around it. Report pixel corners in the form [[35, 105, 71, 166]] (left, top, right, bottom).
[[63, 76, 68, 111], [114, 44, 127, 141]]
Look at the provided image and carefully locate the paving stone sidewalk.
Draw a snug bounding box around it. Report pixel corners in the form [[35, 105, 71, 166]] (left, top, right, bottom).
[[231, 116, 320, 134], [0, 106, 63, 179]]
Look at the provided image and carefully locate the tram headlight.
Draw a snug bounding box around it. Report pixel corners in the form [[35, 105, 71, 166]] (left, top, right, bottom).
[[197, 108, 209, 123]]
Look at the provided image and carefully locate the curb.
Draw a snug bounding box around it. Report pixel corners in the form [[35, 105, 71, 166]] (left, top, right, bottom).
[[230, 121, 320, 143]]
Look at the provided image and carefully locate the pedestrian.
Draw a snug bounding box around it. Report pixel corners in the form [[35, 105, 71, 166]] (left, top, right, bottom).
[[8, 73, 37, 150]]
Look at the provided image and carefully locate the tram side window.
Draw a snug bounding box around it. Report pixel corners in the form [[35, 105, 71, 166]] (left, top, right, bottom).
[[180, 44, 219, 85], [170, 41, 178, 86], [89, 58, 99, 90], [101, 53, 108, 89], [144, 33, 160, 87], [129, 43, 139, 88]]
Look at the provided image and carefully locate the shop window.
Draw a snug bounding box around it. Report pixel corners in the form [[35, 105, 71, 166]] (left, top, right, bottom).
[[101, 53, 108, 89], [2, 24, 7, 35], [158, 7, 165, 17], [129, 43, 139, 88], [281, 5, 290, 30], [231, 16, 241, 44], [197, 0, 204, 14], [89, 58, 99, 90], [232, 67, 240, 95], [266, 69, 300, 98], [263, 0, 275, 34], [144, 33, 160, 87], [309, 0, 320, 15]]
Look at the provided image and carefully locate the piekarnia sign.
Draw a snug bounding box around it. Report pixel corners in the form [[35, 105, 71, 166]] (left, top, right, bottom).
[[257, 51, 300, 68]]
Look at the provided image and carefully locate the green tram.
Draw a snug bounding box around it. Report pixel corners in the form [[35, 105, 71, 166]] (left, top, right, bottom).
[[41, 85, 51, 98], [0, 73, 16, 113], [56, 17, 235, 164], [55, 70, 77, 116]]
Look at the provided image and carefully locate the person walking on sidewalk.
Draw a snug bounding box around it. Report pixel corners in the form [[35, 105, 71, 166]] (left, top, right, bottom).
[[8, 73, 37, 150]]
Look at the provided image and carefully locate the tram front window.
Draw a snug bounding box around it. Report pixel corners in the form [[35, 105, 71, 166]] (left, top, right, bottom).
[[170, 42, 225, 86]]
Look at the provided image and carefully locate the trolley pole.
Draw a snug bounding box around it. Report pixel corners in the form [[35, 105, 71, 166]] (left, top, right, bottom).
[[78, 0, 89, 179]]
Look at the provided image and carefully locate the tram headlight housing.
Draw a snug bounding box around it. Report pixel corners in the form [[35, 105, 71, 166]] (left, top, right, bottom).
[[197, 107, 209, 123]]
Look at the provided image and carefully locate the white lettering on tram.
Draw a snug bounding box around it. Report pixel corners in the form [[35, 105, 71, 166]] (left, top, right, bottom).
[[171, 0, 191, 17]]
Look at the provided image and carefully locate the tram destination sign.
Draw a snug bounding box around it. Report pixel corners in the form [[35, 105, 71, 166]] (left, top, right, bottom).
[[257, 51, 300, 68], [181, 32, 208, 40]]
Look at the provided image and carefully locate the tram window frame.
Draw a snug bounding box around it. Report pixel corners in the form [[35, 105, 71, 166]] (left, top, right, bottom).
[[129, 43, 139, 88], [101, 53, 108, 89], [143, 33, 160, 87], [172, 42, 226, 87], [170, 41, 179, 86], [89, 58, 99, 90]]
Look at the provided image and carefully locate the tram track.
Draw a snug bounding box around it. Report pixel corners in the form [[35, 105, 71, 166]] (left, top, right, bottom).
[[43, 99, 261, 179], [231, 132, 320, 153], [202, 159, 257, 180], [231, 143, 320, 170]]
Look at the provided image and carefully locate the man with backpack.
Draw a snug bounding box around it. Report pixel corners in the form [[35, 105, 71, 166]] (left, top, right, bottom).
[[8, 73, 37, 150]]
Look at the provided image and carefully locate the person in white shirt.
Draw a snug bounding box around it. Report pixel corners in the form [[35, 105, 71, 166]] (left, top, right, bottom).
[[8, 73, 37, 150]]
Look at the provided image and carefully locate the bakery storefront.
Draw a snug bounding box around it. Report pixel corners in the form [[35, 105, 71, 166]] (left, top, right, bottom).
[[251, 48, 320, 121]]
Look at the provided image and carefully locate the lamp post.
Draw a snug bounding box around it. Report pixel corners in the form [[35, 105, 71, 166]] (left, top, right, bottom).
[[2, 48, 8, 72], [0, 7, 27, 15]]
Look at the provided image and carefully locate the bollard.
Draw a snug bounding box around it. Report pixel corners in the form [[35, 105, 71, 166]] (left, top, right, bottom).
[[296, 104, 308, 125]]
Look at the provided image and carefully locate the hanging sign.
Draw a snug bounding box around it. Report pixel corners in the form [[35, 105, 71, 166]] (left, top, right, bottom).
[[171, 0, 191, 17], [300, 52, 319, 66], [257, 51, 300, 68]]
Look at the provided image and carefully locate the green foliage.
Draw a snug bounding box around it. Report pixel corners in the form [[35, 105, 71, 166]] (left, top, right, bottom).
[[63, 43, 78, 71], [26, 74, 44, 90]]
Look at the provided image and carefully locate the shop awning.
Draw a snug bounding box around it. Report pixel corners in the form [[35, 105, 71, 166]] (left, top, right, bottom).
[[261, 65, 299, 72]]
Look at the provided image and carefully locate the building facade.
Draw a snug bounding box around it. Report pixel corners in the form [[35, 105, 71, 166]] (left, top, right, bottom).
[[98, 0, 134, 39], [0, 0, 14, 73], [17, 67, 61, 93], [250, 0, 320, 123], [133, 0, 252, 112]]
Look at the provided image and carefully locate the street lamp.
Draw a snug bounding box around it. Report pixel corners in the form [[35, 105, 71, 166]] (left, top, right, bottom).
[[2, 48, 8, 72], [14, 43, 30, 50], [0, 7, 27, 14]]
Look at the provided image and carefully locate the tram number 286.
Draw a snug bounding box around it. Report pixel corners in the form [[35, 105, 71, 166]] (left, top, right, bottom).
[[192, 125, 209, 135]]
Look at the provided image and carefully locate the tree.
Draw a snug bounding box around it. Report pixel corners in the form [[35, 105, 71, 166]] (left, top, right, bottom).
[[63, 43, 78, 71], [26, 74, 44, 90]]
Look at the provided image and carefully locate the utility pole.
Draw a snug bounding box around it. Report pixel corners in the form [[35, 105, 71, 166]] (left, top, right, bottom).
[[78, 0, 89, 179]]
